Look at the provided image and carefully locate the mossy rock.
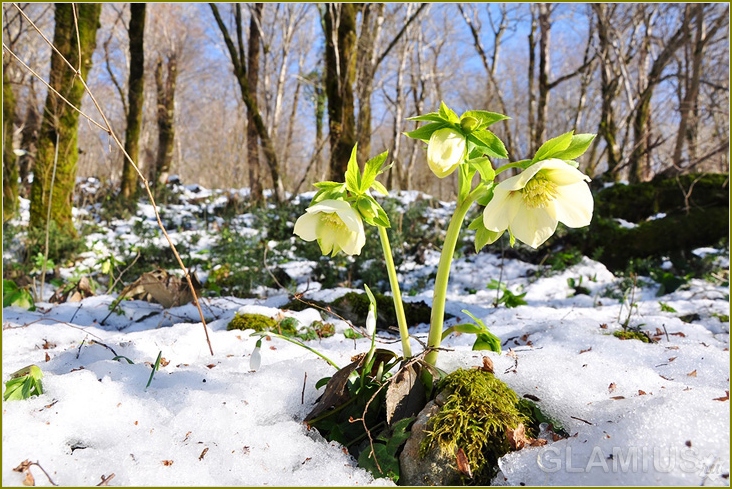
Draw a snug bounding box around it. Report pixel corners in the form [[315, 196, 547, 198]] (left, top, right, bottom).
[[400, 369, 527, 485], [285, 291, 444, 331], [226, 312, 277, 332], [613, 329, 651, 343]]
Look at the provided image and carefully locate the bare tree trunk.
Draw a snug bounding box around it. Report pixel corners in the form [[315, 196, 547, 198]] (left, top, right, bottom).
[[592, 4, 622, 180], [628, 5, 692, 183], [3, 68, 18, 222], [18, 83, 39, 192], [670, 5, 727, 174], [29, 3, 102, 242], [247, 3, 263, 204], [209, 3, 285, 202], [534, 3, 552, 153], [154, 54, 177, 188], [323, 3, 358, 179], [355, 3, 384, 163], [527, 5, 538, 154], [121, 3, 146, 199]]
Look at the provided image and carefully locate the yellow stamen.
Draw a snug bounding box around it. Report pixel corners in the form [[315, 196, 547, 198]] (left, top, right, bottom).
[[521, 174, 558, 209]]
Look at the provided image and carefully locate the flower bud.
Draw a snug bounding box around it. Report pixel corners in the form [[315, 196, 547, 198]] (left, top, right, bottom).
[[460, 116, 479, 133]]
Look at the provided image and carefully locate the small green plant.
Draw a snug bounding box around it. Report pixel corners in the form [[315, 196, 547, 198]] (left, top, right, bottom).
[[145, 351, 163, 390], [567, 276, 591, 296], [658, 301, 677, 313], [487, 279, 528, 308], [4, 365, 44, 401], [3, 279, 35, 310]]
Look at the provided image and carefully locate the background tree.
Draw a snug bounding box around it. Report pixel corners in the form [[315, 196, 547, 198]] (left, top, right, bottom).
[[120, 3, 146, 199], [245, 3, 263, 204], [209, 2, 285, 203], [3, 67, 19, 222], [28, 3, 102, 243]]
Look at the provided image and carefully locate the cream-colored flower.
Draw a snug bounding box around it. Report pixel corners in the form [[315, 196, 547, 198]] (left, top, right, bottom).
[[293, 199, 366, 256], [427, 128, 467, 178], [483, 159, 593, 248]]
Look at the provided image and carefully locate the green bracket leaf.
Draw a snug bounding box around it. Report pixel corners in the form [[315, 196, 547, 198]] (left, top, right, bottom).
[[532, 131, 574, 163]]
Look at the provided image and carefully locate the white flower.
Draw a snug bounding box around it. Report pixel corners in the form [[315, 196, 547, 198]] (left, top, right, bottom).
[[365, 309, 376, 337], [250, 343, 262, 371], [427, 128, 467, 178], [483, 159, 593, 248], [293, 199, 366, 256]]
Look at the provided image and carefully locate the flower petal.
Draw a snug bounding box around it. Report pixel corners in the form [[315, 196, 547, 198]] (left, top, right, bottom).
[[293, 213, 320, 241], [509, 207, 558, 248], [550, 181, 594, 228], [539, 159, 591, 186], [484, 189, 521, 232]]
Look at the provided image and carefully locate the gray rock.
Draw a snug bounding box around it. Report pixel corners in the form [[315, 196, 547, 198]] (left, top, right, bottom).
[[399, 393, 465, 486]]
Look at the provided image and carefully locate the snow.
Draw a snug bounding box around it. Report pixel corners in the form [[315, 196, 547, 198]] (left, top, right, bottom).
[[2, 186, 730, 486]]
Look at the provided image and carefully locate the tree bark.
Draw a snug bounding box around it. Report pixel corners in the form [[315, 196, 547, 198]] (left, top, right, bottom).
[[154, 54, 177, 188], [323, 3, 358, 180], [246, 3, 263, 204], [120, 3, 146, 199], [29, 3, 102, 240], [3, 68, 18, 222]]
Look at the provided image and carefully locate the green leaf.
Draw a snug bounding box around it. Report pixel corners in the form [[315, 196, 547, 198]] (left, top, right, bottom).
[[3, 280, 34, 310], [468, 215, 503, 252], [4, 365, 44, 401], [467, 130, 508, 159], [552, 133, 596, 161], [371, 180, 389, 196], [460, 110, 509, 129], [345, 145, 361, 194], [438, 101, 460, 124], [361, 151, 389, 192], [532, 131, 574, 163], [457, 162, 476, 203], [473, 332, 502, 353], [406, 112, 444, 123], [312, 182, 347, 203], [357, 196, 391, 228], [403, 121, 448, 142], [469, 157, 496, 183], [145, 351, 163, 390]]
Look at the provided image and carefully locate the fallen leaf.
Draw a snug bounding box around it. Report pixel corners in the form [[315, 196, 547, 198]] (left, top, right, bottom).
[[385, 362, 425, 425], [579, 347, 592, 354], [161, 460, 174, 466], [687, 370, 697, 377], [481, 356, 494, 373], [44, 352, 50, 362], [523, 393, 540, 402], [506, 423, 546, 450], [670, 332, 686, 337], [668, 356, 677, 362], [608, 383, 616, 393], [638, 390, 647, 396], [206, 364, 216, 369], [456, 448, 472, 478], [610, 396, 625, 400], [160, 357, 170, 367], [199, 447, 209, 461], [713, 391, 729, 402], [599, 323, 608, 329]]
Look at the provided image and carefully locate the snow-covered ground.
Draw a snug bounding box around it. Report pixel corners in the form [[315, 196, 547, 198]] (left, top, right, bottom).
[[2, 185, 729, 486]]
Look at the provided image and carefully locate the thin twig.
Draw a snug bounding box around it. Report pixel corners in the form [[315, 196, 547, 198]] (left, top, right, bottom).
[[107, 250, 141, 294]]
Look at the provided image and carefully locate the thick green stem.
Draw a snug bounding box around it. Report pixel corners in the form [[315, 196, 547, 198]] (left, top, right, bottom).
[[378, 225, 412, 358], [424, 196, 475, 367]]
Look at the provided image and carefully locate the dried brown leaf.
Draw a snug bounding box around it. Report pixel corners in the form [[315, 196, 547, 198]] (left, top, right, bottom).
[[481, 356, 494, 373], [579, 347, 592, 354], [385, 362, 425, 426], [687, 370, 698, 377], [608, 383, 616, 393], [713, 391, 729, 402], [455, 448, 472, 478]]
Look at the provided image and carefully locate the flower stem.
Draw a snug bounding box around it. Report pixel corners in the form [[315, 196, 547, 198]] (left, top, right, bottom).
[[378, 225, 412, 358], [424, 196, 474, 367]]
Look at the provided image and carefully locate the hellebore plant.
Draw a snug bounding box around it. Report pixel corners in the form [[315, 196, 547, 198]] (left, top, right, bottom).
[[294, 101, 595, 371]]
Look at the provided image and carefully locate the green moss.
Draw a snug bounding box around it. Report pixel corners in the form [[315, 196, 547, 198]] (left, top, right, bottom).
[[613, 329, 650, 343], [421, 369, 527, 484], [226, 313, 277, 332]]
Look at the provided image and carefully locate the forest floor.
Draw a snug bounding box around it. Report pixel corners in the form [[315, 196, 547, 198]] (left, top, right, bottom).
[[2, 180, 730, 486]]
